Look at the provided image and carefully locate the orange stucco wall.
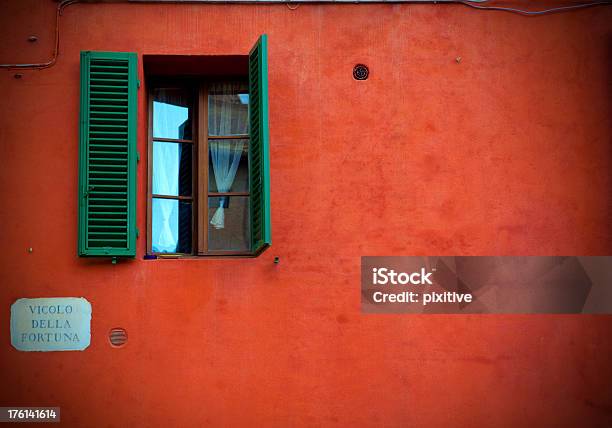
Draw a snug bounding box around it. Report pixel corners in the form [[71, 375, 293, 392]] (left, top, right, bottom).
[[1, 1, 611, 426]]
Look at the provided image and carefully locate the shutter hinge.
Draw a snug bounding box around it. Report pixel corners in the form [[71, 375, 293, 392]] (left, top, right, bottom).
[[137, 151, 140, 163], [137, 79, 141, 89], [136, 227, 140, 238]]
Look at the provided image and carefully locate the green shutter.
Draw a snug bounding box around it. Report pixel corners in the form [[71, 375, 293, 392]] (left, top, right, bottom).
[[78, 51, 138, 257], [248, 35, 271, 255]]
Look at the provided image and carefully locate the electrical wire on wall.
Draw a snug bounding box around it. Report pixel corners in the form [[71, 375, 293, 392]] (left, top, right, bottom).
[[459, 0, 612, 15], [0, 0, 79, 70], [1, 0, 612, 71]]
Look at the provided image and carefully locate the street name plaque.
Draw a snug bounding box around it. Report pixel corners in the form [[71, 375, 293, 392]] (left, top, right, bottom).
[[10, 297, 91, 352]]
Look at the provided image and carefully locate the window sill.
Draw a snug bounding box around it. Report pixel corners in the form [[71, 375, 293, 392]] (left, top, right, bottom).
[[145, 252, 256, 260]]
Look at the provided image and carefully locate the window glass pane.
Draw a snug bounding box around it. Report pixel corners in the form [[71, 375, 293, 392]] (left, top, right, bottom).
[[152, 198, 192, 253], [153, 88, 192, 140], [152, 141, 192, 196], [208, 139, 249, 193], [208, 196, 250, 251], [208, 82, 249, 136]]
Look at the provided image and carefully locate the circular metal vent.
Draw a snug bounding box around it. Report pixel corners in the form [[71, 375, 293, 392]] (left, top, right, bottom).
[[353, 64, 369, 81], [109, 327, 128, 347]]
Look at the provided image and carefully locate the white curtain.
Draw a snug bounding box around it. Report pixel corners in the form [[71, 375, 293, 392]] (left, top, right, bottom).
[[209, 141, 244, 229], [152, 143, 179, 252], [151, 91, 189, 252], [208, 82, 248, 229]]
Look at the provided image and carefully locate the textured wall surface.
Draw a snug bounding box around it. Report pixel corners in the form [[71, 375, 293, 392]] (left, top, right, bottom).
[[0, 1, 611, 426]]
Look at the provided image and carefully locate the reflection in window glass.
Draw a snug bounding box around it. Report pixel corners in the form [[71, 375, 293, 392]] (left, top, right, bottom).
[[208, 196, 250, 251], [152, 198, 192, 253], [152, 141, 192, 196], [153, 88, 192, 140], [208, 82, 249, 136], [208, 139, 248, 193]]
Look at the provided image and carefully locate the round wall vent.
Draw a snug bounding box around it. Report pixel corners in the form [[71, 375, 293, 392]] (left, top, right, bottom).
[[109, 327, 128, 347], [353, 64, 369, 81]]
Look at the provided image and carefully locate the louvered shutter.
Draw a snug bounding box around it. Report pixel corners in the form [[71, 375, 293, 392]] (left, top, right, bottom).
[[78, 51, 138, 257], [248, 35, 271, 255]]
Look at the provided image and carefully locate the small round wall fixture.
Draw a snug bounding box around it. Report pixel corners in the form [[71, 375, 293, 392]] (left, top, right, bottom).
[[353, 64, 369, 81], [109, 327, 128, 347]]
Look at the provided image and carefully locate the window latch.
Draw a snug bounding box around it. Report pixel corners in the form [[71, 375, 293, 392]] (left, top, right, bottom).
[[84, 185, 95, 198]]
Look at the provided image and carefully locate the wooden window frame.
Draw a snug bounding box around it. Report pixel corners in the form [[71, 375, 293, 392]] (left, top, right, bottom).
[[147, 77, 253, 257]]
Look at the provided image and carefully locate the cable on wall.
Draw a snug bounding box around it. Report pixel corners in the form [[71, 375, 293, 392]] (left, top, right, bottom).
[[0, 0, 79, 70], [460, 0, 612, 16], [286, 1, 300, 10]]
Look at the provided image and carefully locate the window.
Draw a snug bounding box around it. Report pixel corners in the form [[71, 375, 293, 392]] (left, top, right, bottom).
[[148, 80, 251, 255], [77, 35, 270, 259], [146, 36, 270, 257]]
